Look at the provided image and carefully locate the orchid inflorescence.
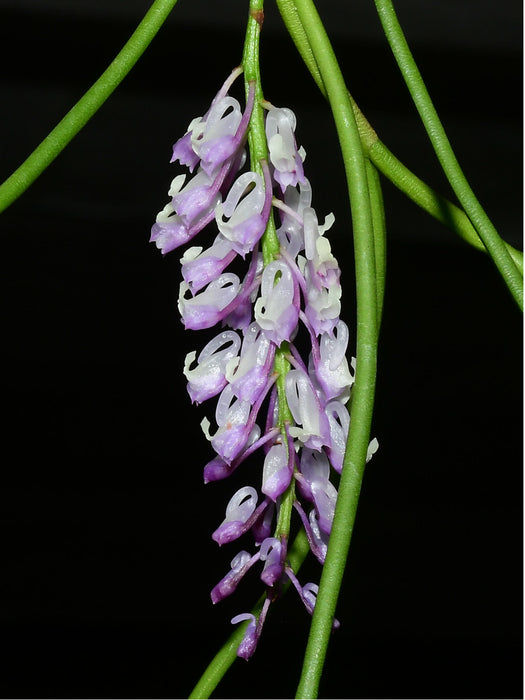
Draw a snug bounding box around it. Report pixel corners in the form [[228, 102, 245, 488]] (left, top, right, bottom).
[[150, 66, 377, 659]]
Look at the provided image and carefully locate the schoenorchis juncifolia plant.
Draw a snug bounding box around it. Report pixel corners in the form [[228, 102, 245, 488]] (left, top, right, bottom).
[[0, 0, 521, 696], [150, 64, 378, 659]]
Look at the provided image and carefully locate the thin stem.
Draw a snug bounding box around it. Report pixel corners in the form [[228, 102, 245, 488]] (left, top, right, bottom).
[[366, 159, 387, 329], [242, 0, 280, 263], [374, 0, 523, 309], [290, 0, 378, 697], [243, 0, 296, 540], [188, 595, 265, 700], [273, 0, 325, 96], [0, 0, 180, 214], [274, 0, 523, 279], [368, 139, 524, 275]]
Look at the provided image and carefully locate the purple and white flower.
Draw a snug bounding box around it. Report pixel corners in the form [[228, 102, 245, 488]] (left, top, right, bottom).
[[265, 105, 306, 191], [150, 68, 379, 660]]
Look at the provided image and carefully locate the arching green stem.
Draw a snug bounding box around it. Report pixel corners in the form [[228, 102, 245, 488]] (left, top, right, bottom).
[[368, 139, 524, 275], [366, 159, 387, 329], [274, 0, 325, 96], [0, 0, 180, 214], [373, 0, 523, 309], [274, 0, 523, 280], [242, 0, 280, 263]]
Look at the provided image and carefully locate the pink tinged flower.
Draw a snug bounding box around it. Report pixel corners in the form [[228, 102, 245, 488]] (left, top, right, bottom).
[[251, 500, 275, 545], [202, 425, 267, 483], [297, 448, 337, 534], [292, 500, 328, 564], [302, 261, 342, 336], [178, 273, 240, 330], [215, 167, 272, 257], [309, 476, 337, 534], [311, 321, 354, 402], [275, 178, 312, 259], [303, 208, 340, 286], [180, 236, 237, 294], [296, 448, 330, 501], [261, 440, 293, 501], [254, 259, 300, 346], [194, 78, 255, 177], [259, 537, 284, 587], [211, 485, 259, 545], [301, 582, 319, 616], [221, 251, 264, 330], [285, 368, 331, 451], [183, 330, 241, 405], [265, 106, 306, 191], [203, 428, 278, 489], [149, 202, 194, 255], [203, 369, 278, 466], [211, 550, 259, 604], [191, 95, 244, 176], [300, 207, 342, 335], [170, 170, 221, 225], [225, 322, 276, 403], [150, 168, 225, 256], [232, 596, 271, 660], [325, 399, 350, 473], [301, 582, 340, 629], [201, 384, 252, 465], [231, 613, 258, 660], [170, 66, 248, 175], [309, 509, 329, 563]]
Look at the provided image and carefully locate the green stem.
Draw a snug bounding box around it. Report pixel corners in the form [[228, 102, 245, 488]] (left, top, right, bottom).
[[243, 0, 296, 540], [189, 596, 265, 700], [373, 0, 523, 309], [274, 0, 325, 96], [368, 139, 524, 275], [366, 159, 387, 329], [274, 344, 296, 538], [274, 0, 523, 279], [242, 0, 280, 263], [188, 529, 310, 699], [0, 0, 180, 214], [290, 1, 378, 697]]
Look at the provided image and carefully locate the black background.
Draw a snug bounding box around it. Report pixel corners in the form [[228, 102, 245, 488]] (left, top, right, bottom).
[[0, 1, 522, 698]]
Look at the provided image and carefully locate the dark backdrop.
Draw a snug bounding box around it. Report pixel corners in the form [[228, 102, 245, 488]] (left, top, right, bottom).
[[0, 1, 522, 698]]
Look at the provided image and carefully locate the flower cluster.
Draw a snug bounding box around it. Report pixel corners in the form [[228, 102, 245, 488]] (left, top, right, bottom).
[[150, 67, 377, 659]]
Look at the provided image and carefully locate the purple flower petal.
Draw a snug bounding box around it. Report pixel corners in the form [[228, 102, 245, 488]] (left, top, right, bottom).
[[259, 537, 284, 587], [211, 550, 257, 604], [212, 486, 258, 545]]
